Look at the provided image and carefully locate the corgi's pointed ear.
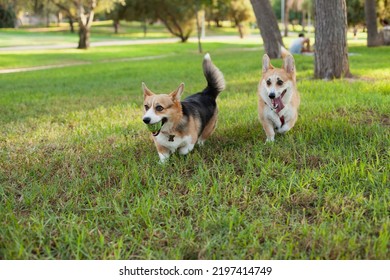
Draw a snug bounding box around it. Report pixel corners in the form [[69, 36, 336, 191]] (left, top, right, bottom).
[[283, 54, 295, 75], [142, 82, 153, 98], [169, 83, 184, 101], [262, 54, 273, 73]]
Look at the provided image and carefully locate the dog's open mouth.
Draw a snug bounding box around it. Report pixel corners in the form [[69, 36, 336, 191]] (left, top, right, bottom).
[[272, 90, 287, 110], [147, 118, 167, 136], [272, 97, 282, 109]]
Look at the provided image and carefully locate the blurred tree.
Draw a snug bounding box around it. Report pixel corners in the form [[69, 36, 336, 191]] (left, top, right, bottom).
[[314, 0, 351, 79], [0, 2, 16, 27], [150, 0, 197, 43], [51, 0, 77, 32], [347, 0, 365, 28], [207, 0, 230, 27], [250, 0, 284, 58], [229, 0, 254, 38], [377, 0, 389, 21], [51, 0, 122, 49], [300, 0, 313, 31], [365, 0, 382, 46], [107, 0, 156, 35]]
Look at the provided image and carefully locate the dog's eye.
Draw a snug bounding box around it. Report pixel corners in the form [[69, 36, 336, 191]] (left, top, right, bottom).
[[155, 105, 164, 112], [266, 80, 271, 86], [277, 80, 284, 86], [144, 105, 150, 111]]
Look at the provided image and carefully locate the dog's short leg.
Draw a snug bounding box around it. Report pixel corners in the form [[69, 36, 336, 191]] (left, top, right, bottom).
[[178, 143, 195, 155], [278, 111, 297, 134], [197, 138, 205, 146], [263, 122, 275, 142], [277, 123, 290, 134], [199, 111, 218, 146], [156, 144, 170, 163], [158, 153, 170, 163]]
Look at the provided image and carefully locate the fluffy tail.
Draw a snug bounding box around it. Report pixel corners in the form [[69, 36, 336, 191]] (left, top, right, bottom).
[[202, 53, 225, 99]]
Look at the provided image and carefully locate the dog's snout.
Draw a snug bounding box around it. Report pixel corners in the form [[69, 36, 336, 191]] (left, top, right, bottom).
[[269, 92, 276, 99], [143, 117, 151, 124]]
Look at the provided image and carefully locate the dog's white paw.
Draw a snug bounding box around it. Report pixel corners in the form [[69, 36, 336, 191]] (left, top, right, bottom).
[[265, 137, 275, 143], [158, 153, 169, 164], [197, 139, 205, 146], [178, 144, 194, 155]]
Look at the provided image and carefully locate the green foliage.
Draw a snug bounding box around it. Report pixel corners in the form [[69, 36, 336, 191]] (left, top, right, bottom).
[[151, 0, 197, 42], [347, 0, 365, 27], [377, 0, 390, 21], [229, 0, 254, 24], [0, 4, 16, 28], [107, 0, 156, 23], [0, 39, 389, 259], [207, 0, 231, 26]]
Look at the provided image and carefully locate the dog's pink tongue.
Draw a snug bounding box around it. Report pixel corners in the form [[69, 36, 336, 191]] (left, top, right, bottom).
[[273, 96, 285, 113]]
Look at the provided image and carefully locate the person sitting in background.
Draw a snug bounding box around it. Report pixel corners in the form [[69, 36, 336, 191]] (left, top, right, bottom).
[[289, 33, 311, 54]]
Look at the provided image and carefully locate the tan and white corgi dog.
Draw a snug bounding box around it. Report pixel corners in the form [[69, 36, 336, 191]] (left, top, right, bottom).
[[257, 48, 300, 142], [142, 53, 225, 163]]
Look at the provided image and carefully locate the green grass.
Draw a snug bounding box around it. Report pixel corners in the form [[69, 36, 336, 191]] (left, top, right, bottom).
[[0, 38, 389, 259], [0, 21, 174, 48]]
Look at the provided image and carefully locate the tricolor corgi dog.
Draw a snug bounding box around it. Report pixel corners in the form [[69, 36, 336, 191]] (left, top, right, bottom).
[[142, 53, 225, 163], [257, 48, 300, 142]]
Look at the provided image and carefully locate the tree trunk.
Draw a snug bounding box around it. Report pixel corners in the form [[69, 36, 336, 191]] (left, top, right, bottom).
[[68, 17, 74, 33], [113, 19, 119, 34], [284, 1, 289, 37], [78, 25, 90, 49], [250, 0, 284, 58], [76, 1, 95, 49], [314, 0, 351, 79], [301, 10, 306, 32], [364, 0, 382, 46], [195, 1, 203, 53], [237, 23, 244, 38], [57, 11, 62, 27], [143, 18, 147, 37]]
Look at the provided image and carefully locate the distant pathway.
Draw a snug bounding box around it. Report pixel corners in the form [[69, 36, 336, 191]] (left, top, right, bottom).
[[0, 34, 262, 52]]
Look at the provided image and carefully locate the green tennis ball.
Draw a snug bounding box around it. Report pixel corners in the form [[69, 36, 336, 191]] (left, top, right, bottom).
[[147, 121, 162, 133]]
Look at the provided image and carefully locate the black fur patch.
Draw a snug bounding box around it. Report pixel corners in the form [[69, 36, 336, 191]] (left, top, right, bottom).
[[181, 92, 217, 136]]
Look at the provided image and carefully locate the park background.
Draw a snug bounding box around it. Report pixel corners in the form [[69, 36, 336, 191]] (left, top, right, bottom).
[[0, 0, 389, 259]]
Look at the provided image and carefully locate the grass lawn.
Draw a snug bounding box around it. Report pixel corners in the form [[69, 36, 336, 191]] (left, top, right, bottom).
[[0, 38, 389, 259], [0, 21, 173, 48]]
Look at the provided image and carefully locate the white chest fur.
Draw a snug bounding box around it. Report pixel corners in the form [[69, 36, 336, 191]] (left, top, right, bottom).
[[155, 133, 193, 152]]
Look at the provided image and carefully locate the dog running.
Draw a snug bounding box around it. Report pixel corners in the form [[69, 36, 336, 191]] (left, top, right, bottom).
[[257, 48, 300, 142], [142, 53, 225, 163]]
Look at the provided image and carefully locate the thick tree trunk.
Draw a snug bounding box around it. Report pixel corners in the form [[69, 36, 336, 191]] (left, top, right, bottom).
[[314, 0, 351, 79], [364, 0, 382, 46], [250, 0, 284, 58], [78, 25, 90, 49], [76, 1, 95, 49]]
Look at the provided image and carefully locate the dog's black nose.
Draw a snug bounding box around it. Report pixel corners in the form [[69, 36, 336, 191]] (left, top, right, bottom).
[[269, 92, 276, 99], [143, 117, 151, 124]]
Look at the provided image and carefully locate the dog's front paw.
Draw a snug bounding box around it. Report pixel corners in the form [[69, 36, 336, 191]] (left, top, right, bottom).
[[158, 153, 170, 164], [265, 137, 275, 143], [178, 144, 194, 155]]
